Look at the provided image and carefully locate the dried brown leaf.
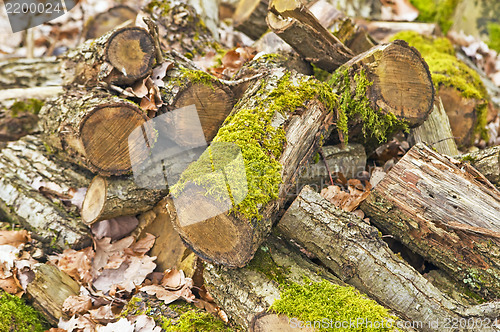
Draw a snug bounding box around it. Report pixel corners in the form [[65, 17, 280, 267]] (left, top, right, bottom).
[[91, 216, 139, 241], [62, 295, 93, 316], [140, 285, 180, 304], [152, 61, 174, 88], [0, 230, 30, 247], [56, 247, 94, 284], [93, 256, 156, 292], [125, 233, 156, 257], [160, 268, 185, 290], [93, 236, 134, 272], [89, 305, 116, 324], [0, 276, 21, 294]]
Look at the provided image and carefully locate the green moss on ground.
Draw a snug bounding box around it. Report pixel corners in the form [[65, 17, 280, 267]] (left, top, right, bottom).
[[391, 31, 489, 140], [10, 99, 44, 116], [163, 310, 231, 332], [488, 23, 500, 53], [0, 292, 49, 332], [409, 0, 459, 34], [270, 278, 397, 331], [171, 72, 336, 221], [331, 68, 409, 144]]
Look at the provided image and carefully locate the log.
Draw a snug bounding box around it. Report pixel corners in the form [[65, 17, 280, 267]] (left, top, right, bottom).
[[461, 146, 500, 187], [233, 0, 270, 40], [0, 136, 92, 249], [62, 27, 155, 87], [367, 21, 438, 42], [167, 43, 434, 267], [83, 5, 138, 40], [0, 57, 61, 89], [277, 186, 500, 331], [361, 143, 500, 299], [81, 175, 167, 225], [267, 0, 354, 72], [167, 67, 336, 267], [203, 236, 346, 330], [26, 264, 80, 325], [408, 97, 459, 157], [39, 89, 150, 176]]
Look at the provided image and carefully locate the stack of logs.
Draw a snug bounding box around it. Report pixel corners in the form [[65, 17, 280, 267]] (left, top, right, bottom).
[[1, 0, 500, 330]]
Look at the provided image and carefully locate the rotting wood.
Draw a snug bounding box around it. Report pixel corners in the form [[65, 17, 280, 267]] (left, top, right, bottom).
[[361, 143, 500, 299], [461, 145, 500, 187]]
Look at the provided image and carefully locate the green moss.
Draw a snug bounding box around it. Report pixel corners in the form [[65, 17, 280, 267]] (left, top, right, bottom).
[[179, 68, 216, 90], [163, 310, 232, 332], [312, 63, 330, 82], [144, 0, 171, 16], [460, 154, 478, 163], [10, 99, 44, 116], [171, 73, 336, 221], [331, 68, 409, 144], [487, 23, 500, 53], [271, 279, 398, 331], [247, 245, 290, 285], [392, 31, 488, 139], [0, 292, 49, 332], [409, 0, 459, 34]]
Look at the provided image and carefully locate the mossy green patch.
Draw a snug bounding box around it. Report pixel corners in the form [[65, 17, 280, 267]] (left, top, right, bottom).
[[392, 31, 489, 139], [10, 99, 44, 116], [487, 23, 500, 53], [171, 72, 336, 221], [180, 68, 216, 90], [270, 278, 398, 331], [331, 68, 409, 144], [247, 245, 290, 285], [409, 0, 459, 34], [163, 310, 232, 332], [0, 292, 49, 332]]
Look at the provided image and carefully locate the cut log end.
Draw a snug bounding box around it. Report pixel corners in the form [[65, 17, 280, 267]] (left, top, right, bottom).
[[84, 5, 137, 40], [81, 175, 107, 225], [166, 194, 254, 268], [234, 0, 269, 40], [368, 40, 434, 126], [80, 103, 149, 175], [105, 27, 155, 80], [172, 82, 234, 143]]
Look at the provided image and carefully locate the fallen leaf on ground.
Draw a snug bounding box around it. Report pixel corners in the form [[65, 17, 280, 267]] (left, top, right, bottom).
[[89, 304, 116, 324], [93, 236, 134, 272], [53, 247, 94, 284], [0, 230, 30, 247], [161, 268, 185, 290], [63, 295, 93, 316], [125, 233, 156, 257], [91, 216, 139, 241], [96, 318, 135, 332]]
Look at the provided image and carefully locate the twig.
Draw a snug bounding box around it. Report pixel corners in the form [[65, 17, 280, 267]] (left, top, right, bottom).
[[143, 18, 164, 64], [319, 147, 334, 186]]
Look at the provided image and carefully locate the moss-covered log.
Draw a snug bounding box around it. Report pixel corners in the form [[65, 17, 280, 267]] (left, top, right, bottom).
[[39, 89, 149, 176], [461, 146, 500, 187], [278, 186, 500, 331], [391, 31, 489, 147], [361, 143, 500, 300], [81, 175, 167, 225], [0, 136, 92, 250], [204, 236, 403, 330], [267, 0, 354, 72], [62, 26, 155, 87], [167, 66, 337, 267], [409, 97, 459, 157]]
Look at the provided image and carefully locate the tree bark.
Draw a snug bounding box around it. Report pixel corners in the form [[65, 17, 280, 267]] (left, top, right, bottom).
[[167, 67, 335, 267], [234, 0, 270, 40], [267, 0, 354, 72], [277, 186, 500, 331], [0, 136, 92, 250], [0, 57, 61, 89], [62, 27, 155, 88], [361, 143, 500, 300], [203, 236, 345, 330], [461, 146, 500, 187], [26, 264, 80, 326], [39, 89, 150, 176], [409, 97, 459, 157], [81, 175, 167, 225]]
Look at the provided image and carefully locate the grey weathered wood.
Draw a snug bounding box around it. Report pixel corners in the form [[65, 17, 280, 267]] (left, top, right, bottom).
[[362, 143, 500, 299], [278, 186, 500, 331], [461, 146, 500, 187]]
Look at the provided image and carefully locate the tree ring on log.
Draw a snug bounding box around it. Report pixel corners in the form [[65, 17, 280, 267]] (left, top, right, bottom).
[[105, 27, 155, 80], [79, 103, 149, 175], [366, 40, 434, 127], [84, 5, 138, 40]]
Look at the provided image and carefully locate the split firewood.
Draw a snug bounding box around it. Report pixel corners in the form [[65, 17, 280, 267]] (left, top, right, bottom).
[[83, 5, 138, 40], [461, 146, 500, 187], [81, 175, 167, 225], [133, 199, 199, 276], [277, 186, 500, 331], [0, 136, 92, 249], [203, 236, 347, 330], [39, 89, 149, 176], [233, 0, 270, 40], [267, 0, 354, 72], [409, 97, 459, 157], [27, 264, 80, 325], [361, 143, 500, 299], [62, 26, 156, 87]]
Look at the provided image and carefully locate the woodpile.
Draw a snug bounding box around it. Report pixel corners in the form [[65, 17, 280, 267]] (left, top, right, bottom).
[[1, 0, 500, 330]]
